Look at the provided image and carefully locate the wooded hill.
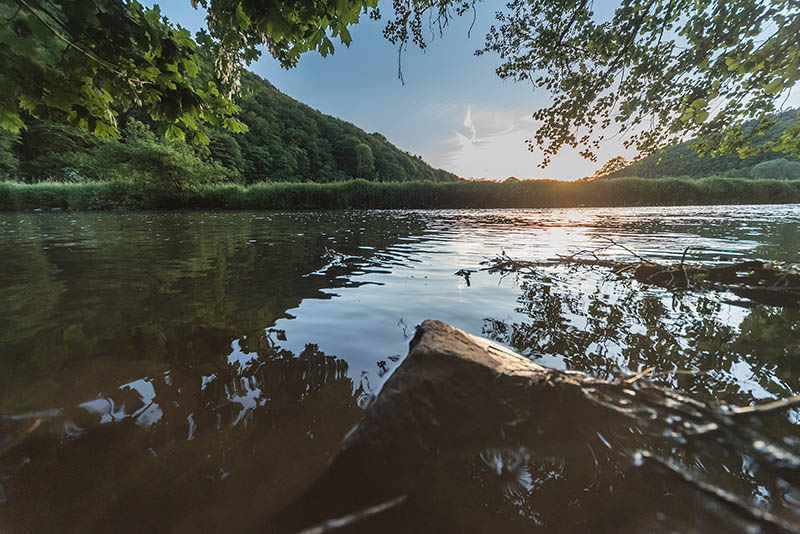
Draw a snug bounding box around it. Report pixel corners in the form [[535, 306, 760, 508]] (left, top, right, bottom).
[[608, 110, 800, 180], [0, 71, 459, 187]]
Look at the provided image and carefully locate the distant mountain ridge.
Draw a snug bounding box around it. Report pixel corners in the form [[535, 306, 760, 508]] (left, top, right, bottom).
[[608, 110, 800, 180]]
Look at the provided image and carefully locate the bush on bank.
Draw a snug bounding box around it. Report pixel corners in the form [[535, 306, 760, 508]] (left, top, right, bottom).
[[1, 177, 799, 211]]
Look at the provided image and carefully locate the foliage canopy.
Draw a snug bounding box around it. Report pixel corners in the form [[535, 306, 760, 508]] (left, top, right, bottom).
[[0, 0, 385, 142], [478, 0, 800, 165], [2, 0, 799, 165]]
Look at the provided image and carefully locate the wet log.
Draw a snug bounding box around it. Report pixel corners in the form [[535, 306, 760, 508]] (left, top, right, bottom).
[[271, 321, 800, 533], [274, 321, 800, 534], [271, 320, 590, 533]]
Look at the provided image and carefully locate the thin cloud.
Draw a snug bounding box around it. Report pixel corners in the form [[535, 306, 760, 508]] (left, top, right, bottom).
[[429, 105, 637, 180], [439, 106, 538, 179]]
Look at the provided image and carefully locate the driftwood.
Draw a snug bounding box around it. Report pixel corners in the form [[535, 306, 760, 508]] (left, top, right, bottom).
[[274, 320, 800, 533], [482, 241, 800, 307]]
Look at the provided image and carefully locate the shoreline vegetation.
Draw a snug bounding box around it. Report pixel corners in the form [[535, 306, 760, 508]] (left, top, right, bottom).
[[1, 177, 799, 211]]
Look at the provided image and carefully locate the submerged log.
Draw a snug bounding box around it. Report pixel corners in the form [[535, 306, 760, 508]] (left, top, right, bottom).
[[272, 321, 800, 534]]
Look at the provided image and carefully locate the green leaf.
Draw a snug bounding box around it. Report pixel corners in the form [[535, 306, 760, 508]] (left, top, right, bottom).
[[235, 4, 251, 29], [691, 98, 706, 109], [0, 111, 26, 134], [764, 79, 784, 94], [725, 57, 740, 71], [223, 117, 248, 134], [192, 131, 210, 146], [165, 124, 186, 141], [94, 121, 119, 138]]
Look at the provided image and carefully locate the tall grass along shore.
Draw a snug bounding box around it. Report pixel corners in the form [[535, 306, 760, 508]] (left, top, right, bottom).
[[1, 177, 799, 211]]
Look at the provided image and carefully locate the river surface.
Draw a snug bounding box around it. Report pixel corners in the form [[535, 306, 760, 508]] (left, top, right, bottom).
[[0, 206, 799, 533]]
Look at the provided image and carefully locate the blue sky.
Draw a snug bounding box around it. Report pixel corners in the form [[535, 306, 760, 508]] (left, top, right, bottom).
[[148, 0, 626, 180], [145, 2, 656, 180]]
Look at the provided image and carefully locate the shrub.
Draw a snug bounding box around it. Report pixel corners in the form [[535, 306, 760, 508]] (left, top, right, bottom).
[[1, 177, 799, 211], [750, 158, 800, 180]]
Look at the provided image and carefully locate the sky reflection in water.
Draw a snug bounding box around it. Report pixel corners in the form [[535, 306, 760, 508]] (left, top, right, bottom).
[[0, 205, 799, 532]]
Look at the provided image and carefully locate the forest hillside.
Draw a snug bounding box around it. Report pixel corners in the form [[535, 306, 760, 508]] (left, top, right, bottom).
[[0, 70, 459, 187], [608, 110, 800, 179]]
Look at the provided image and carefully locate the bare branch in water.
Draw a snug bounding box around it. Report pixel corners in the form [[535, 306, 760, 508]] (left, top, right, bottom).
[[294, 495, 407, 534], [728, 394, 800, 417], [481, 245, 800, 308], [638, 452, 800, 534], [0, 418, 42, 457]]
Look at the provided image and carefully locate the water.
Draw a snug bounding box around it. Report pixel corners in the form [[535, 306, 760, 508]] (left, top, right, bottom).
[[0, 206, 798, 532]]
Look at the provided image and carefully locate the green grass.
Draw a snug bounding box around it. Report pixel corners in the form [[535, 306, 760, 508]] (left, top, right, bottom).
[[1, 177, 800, 211]]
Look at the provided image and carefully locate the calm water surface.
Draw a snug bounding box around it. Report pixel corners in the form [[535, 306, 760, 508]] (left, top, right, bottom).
[[0, 206, 799, 532]]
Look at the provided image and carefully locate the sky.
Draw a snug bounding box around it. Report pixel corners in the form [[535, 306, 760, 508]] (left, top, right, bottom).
[[143, 0, 622, 180], [142, 1, 796, 181]]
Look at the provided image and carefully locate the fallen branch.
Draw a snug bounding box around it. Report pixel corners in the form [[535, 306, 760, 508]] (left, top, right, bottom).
[[481, 244, 800, 307]]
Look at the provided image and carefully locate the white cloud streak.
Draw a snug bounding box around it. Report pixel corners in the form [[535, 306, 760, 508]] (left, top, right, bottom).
[[430, 105, 637, 181]]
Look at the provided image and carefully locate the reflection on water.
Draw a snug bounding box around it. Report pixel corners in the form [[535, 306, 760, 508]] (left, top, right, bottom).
[[0, 340, 361, 533], [0, 206, 799, 532], [483, 275, 800, 404]]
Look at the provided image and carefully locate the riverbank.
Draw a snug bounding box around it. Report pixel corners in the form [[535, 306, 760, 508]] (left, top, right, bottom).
[[1, 177, 799, 210]]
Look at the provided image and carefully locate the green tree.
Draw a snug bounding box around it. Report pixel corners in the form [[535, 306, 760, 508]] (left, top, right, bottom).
[[94, 119, 229, 190], [0, 129, 19, 177], [750, 158, 800, 180], [0, 1, 244, 142], [353, 143, 375, 178], [476, 0, 800, 165], [0, 0, 378, 142], [6, 66, 459, 185], [15, 120, 107, 181], [590, 156, 631, 180], [607, 110, 800, 179], [208, 132, 245, 182], [3, 0, 799, 167]]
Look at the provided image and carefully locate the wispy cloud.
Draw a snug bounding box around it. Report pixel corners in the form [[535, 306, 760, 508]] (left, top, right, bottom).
[[463, 105, 477, 140], [428, 105, 636, 181], [439, 106, 539, 179]]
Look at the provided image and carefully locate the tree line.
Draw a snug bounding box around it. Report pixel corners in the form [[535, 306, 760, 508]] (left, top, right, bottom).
[[606, 110, 800, 180], [0, 68, 459, 187]]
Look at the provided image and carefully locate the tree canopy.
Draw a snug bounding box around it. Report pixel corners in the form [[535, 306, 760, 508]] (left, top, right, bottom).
[[479, 0, 800, 166], [1, 1, 239, 143], [2, 0, 799, 165], [0, 0, 384, 142]]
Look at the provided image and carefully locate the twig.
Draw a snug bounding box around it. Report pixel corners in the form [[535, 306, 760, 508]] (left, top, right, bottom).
[[614, 264, 638, 275], [598, 236, 650, 263], [728, 394, 800, 417], [625, 367, 655, 384], [294, 495, 407, 534], [680, 246, 692, 267], [0, 418, 42, 457]]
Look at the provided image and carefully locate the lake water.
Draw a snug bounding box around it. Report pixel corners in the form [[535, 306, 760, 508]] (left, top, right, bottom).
[[1, 206, 799, 532]]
